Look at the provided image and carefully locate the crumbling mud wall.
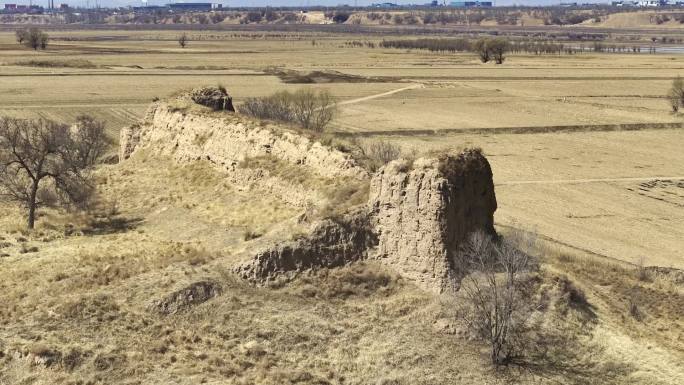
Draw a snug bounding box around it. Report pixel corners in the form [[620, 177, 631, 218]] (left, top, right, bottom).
[[234, 212, 377, 283], [368, 151, 498, 293], [234, 151, 497, 294], [121, 94, 497, 293], [120, 103, 367, 181], [120, 101, 368, 207]]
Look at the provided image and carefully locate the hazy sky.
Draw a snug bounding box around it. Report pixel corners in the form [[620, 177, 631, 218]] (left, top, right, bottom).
[[3, 0, 610, 8]]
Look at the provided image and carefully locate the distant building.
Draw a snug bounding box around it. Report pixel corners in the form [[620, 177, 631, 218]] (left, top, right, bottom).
[[132, 5, 167, 12], [167, 3, 222, 12], [611, 0, 673, 5], [370, 2, 400, 8], [3, 4, 44, 13], [449, 1, 493, 7]]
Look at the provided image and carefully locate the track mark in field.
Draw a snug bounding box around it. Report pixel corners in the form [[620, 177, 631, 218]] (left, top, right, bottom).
[[494, 222, 628, 265], [336, 83, 424, 107], [332, 121, 684, 136], [497, 176, 684, 186]]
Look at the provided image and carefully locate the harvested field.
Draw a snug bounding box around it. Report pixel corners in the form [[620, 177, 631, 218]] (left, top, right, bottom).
[[0, 24, 682, 385]]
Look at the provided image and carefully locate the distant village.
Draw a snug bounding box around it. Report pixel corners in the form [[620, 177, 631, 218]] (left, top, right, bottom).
[[1, 0, 684, 15]]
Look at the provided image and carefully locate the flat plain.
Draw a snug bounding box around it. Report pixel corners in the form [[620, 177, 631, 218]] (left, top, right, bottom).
[[1, 29, 681, 268]]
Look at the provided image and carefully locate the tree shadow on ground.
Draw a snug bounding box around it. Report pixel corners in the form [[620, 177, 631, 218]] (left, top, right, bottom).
[[498, 324, 633, 385], [80, 215, 143, 235]]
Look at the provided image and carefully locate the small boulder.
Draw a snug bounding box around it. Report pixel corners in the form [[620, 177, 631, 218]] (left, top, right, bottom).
[[190, 86, 235, 112], [149, 281, 222, 315]]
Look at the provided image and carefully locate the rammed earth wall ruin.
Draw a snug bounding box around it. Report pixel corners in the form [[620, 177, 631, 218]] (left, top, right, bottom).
[[121, 100, 497, 293], [368, 154, 497, 293]]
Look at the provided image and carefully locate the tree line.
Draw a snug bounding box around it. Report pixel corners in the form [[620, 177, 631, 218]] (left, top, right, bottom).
[[379, 37, 665, 59], [380, 37, 510, 64]]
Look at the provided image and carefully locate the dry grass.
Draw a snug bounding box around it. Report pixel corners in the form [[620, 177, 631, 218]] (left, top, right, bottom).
[[11, 59, 98, 69], [0, 27, 683, 385], [239, 154, 369, 218]]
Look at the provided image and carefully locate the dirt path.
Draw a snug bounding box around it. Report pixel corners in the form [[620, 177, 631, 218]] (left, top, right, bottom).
[[336, 83, 424, 107], [497, 176, 684, 186]]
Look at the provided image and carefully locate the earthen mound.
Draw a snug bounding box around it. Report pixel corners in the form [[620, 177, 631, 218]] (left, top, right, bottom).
[[121, 95, 497, 294], [235, 150, 498, 294], [190, 86, 235, 112]]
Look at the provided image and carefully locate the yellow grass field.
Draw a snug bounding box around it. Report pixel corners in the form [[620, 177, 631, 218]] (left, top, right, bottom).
[[0, 27, 682, 384], [1, 29, 680, 268]]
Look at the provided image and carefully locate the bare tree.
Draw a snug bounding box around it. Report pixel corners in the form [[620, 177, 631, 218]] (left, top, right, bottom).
[[70, 115, 111, 168], [456, 231, 537, 366], [40, 32, 49, 50], [15, 28, 28, 45], [25, 28, 48, 50], [291, 89, 336, 132], [0, 116, 108, 229], [178, 33, 188, 48], [240, 89, 337, 132], [489, 38, 510, 64], [473, 38, 491, 63], [668, 76, 684, 113], [473, 38, 509, 65]]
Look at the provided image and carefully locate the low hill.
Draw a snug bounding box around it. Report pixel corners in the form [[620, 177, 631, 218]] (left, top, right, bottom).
[[0, 89, 682, 384]]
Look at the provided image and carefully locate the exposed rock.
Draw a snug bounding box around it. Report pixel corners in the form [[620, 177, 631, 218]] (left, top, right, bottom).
[[234, 211, 376, 283], [29, 346, 62, 367], [119, 124, 141, 161], [149, 281, 222, 315], [190, 86, 235, 112], [368, 150, 497, 293]]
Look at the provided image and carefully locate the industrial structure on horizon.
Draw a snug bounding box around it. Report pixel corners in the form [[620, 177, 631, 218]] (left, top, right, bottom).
[[2, 0, 684, 15]]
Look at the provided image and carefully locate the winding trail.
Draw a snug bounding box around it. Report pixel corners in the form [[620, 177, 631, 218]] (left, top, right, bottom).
[[336, 83, 424, 107]]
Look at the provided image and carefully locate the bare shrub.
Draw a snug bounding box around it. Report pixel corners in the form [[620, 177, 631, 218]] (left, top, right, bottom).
[[628, 296, 643, 321], [473, 38, 491, 63], [71, 115, 111, 168], [178, 33, 188, 48], [291, 89, 336, 132], [23, 27, 48, 50], [357, 139, 401, 171], [13, 59, 97, 69], [240, 91, 294, 122], [635, 256, 651, 282], [0, 116, 108, 229], [473, 37, 509, 64], [455, 230, 538, 366], [240, 89, 336, 132], [15, 28, 27, 44], [489, 38, 510, 64], [668, 76, 684, 113]]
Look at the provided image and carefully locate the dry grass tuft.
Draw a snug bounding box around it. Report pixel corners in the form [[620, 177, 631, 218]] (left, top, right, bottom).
[[285, 262, 401, 299], [12, 59, 98, 69], [239, 154, 369, 217]]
